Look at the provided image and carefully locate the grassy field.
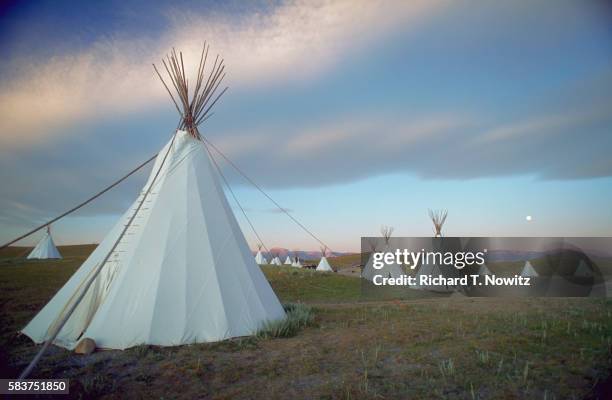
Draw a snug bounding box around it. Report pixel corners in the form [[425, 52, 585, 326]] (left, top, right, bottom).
[[1, 246, 612, 399]]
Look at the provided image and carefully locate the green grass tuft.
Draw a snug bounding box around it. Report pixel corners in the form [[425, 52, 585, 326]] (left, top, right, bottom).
[[256, 303, 315, 339]]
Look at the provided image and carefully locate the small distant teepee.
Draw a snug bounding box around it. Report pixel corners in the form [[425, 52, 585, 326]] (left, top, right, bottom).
[[291, 252, 302, 268], [254, 244, 268, 265], [429, 209, 448, 238], [316, 246, 333, 272], [520, 261, 538, 277], [284, 255, 292, 265], [270, 254, 282, 266], [27, 226, 62, 260]]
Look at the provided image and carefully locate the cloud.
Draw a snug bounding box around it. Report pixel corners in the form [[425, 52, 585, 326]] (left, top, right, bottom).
[[0, 0, 445, 149], [474, 106, 612, 144], [206, 113, 475, 187], [283, 114, 471, 156], [202, 89, 612, 187], [0, 40, 159, 146]]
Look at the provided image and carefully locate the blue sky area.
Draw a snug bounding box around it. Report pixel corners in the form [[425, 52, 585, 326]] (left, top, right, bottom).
[[1, 0, 611, 251]]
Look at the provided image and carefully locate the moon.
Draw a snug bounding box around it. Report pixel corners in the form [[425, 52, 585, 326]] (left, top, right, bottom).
[[525, 215, 532, 222]]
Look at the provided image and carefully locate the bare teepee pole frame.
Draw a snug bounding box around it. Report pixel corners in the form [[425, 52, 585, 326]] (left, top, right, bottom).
[[381, 225, 394, 246], [429, 209, 448, 238], [153, 44, 227, 139]]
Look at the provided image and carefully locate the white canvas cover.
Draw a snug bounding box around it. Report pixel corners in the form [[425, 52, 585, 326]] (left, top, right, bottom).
[[574, 260, 593, 278], [478, 264, 492, 276], [22, 131, 285, 350], [316, 257, 333, 272], [27, 229, 62, 260], [270, 257, 281, 266], [520, 261, 539, 277], [362, 246, 404, 282], [284, 256, 292, 265], [292, 258, 302, 268]]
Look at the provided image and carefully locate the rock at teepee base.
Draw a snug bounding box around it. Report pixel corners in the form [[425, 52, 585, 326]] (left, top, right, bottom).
[[74, 338, 96, 355]]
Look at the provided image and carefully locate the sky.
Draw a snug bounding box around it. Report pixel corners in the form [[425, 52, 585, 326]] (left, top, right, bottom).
[[1, 0, 611, 252]]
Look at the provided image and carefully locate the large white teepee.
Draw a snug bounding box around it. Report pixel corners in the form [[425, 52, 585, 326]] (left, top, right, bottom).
[[574, 260, 593, 278], [520, 261, 538, 277], [362, 226, 404, 282], [316, 247, 333, 272], [22, 48, 285, 350], [27, 226, 62, 260], [284, 255, 292, 265]]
